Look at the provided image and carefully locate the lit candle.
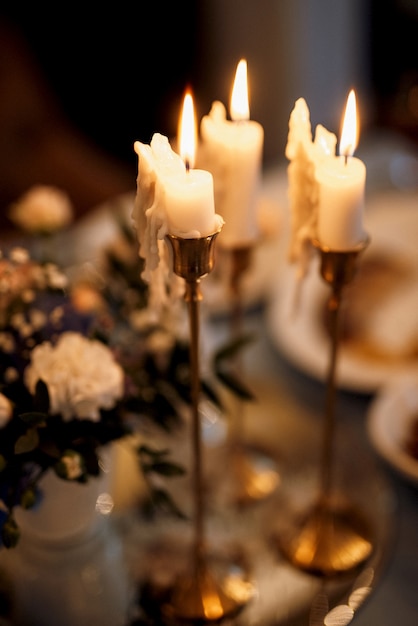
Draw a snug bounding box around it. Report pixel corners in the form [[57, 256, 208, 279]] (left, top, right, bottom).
[[200, 59, 264, 249], [316, 90, 366, 250], [133, 91, 223, 271], [132, 91, 223, 305], [163, 91, 220, 237]]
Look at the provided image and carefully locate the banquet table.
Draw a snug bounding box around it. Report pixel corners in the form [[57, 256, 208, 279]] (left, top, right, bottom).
[[1, 131, 417, 626]]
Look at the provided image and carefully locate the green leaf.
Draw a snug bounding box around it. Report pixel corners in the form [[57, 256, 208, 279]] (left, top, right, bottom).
[[215, 370, 255, 401], [149, 488, 188, 520], [142, 461, 185, 478], [201, 380, 223, 408], [213, 334, 255, 364], [14, 427, 40, 454], [137, 444, 170, 460], [20, 487, 37, 510], [18, 411, 47, 427], [1, 515, 20, 549], [34, 379, 50, 413]]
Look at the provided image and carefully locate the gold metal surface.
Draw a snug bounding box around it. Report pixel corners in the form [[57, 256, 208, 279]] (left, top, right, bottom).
[[280, 499, 373, 577], [163, 560, 254, 624], [161, 232, 254, 622], [166, 232, 220, 281], [281, 237, 373, 576], [227, 245, 280, 506]]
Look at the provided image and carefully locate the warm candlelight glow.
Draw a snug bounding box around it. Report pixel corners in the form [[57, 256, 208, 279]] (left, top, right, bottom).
[[179, 90, 197, 169], [339, 89, 359, 158], [230, 59, 249, 121], [200, 58, 263, 248]]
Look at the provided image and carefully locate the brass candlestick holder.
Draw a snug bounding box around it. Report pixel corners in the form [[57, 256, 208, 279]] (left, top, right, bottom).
[[226, 245, 279, 505], [279, 237, 374, 577], [161, 232, 255, 623]]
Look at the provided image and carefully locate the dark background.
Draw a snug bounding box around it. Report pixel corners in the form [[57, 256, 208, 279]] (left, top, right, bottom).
[[0, 1, 416, 221]]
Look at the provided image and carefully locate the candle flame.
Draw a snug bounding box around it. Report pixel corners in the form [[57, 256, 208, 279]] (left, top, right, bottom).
[[339, 89, 359, 158], [179, 90, 197, 169], [230, 59, 249, 121]]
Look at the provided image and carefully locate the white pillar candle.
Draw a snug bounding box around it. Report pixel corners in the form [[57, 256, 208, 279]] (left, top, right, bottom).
[[316, 155, 366, 249], [132, 91, 224, 314], [163, 168, 218, 237], [164, 90, 220, 238], [316, 90, 367, 250], [200, 59, 264, 249], [134, 93, 222, 245]]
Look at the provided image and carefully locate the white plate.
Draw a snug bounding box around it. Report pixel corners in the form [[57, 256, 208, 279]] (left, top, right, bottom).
[[266, 189, 418, 393], [367, 375, 418, 485]]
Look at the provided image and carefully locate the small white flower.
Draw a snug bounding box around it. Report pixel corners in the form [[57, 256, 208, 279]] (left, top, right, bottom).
[[4, 367, 18, 383], [129, 308, 158, 331], [21, 289, 36, 303], [29, 309, 47, 331], [146, 329, 175, 354], [0, 393, 13, 427], [9, 247, 30, 264], [60, 451, 84, 480], [24, 331, 124, 421], [0, 333, 15, 353], [49, 306, 64, 326], [8, 185, 73, 234], [44, 263, 68, 290]]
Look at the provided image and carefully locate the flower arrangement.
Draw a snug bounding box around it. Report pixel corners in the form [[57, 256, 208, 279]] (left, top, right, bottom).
[[0, 186, 254, 550], [0, 247, 133, 547]]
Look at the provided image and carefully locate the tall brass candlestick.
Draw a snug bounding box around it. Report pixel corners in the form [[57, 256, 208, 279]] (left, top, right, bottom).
[[226, 245, 279, 505], [279, 237, 374, 576], [163, 232, 254, 623]]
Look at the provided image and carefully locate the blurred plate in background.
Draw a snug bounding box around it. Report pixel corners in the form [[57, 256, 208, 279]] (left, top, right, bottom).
[[367, 374, 418, 486], [266, 189, 418, 393]]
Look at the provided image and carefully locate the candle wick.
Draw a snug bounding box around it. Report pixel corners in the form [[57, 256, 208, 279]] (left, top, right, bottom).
[[185, 159, 190, 173], [344, 154, 348, 166]]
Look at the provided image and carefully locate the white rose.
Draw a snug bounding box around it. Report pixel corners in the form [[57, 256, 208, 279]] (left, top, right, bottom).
[[8, 185, 73, 234], [0, 393, 13, 427], [24, 332, 124, 421]]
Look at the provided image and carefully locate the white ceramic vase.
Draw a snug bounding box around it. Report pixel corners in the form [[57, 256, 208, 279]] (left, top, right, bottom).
[[0, 446, 133, 626]]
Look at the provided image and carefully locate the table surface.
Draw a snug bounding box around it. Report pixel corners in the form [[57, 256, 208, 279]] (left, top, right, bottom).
[[2, 132, 417, 626], [203, 302, 418, 626]]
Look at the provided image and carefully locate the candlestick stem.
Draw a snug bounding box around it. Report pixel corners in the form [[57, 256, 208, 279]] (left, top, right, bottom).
[[224, 245, 279, 506], [184, 278, 205, 564], [159, 233, 254, 623], [278, 238, 374, 576], [320, 265, 343, 504], [229, 247, 252, 336], [228, 247, 252, 445]]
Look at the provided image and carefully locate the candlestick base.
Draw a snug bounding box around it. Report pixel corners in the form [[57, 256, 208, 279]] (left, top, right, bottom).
[[227, 444, 280, 507], [162, 559, 255, 624], [278, 498, 373, 577]]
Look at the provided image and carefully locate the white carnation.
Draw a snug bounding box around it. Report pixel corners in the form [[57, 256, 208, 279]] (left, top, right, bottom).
[[24, 332, 124, 421], [9, 185, 73, 234]]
